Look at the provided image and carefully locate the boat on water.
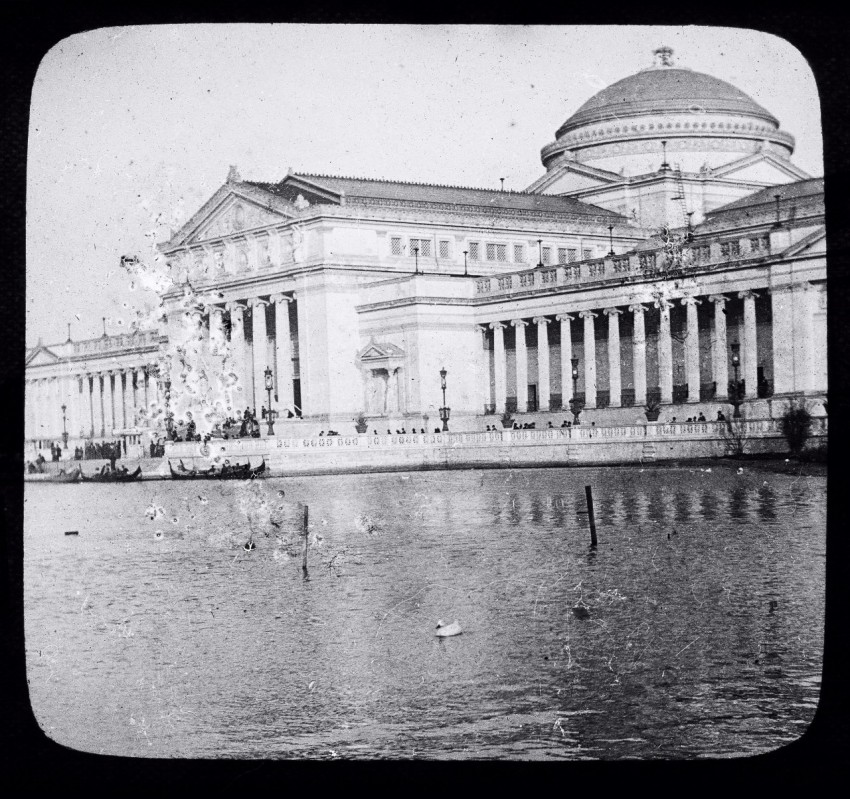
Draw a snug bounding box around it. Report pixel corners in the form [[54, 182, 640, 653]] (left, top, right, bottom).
[[168, 459, 266, 480], [80, 465, 143, 483], [24, 466, 83, 483]]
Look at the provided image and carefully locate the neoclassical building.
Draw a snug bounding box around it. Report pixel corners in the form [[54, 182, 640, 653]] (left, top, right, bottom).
[[25, 47, 826, 452]]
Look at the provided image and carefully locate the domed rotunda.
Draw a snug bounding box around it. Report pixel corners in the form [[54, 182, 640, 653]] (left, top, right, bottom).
[[541, 45, 796, 175], [527, 46, 811, 228]]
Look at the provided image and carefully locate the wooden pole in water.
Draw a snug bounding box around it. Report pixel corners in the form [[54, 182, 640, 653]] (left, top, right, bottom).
[[585, 485, 598, 547], [302, 503, 309, 579]]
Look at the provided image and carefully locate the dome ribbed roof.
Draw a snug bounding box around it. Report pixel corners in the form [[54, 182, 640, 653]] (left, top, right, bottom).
[[556, 66, 779, 139]]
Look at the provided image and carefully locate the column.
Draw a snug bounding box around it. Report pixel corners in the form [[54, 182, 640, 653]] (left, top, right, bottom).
[[121, 371, 132, 429], [604, 307, 623, 407], [629, 304, 647, 405], [490, 321, 507, 414], [533, 317, 551, 412], [272, 294, 294, 411], [709, 295, 729, 400], [92, 372, 103, 437], [512, 319, 528, 412], [739, 290, 759, 399], [556, 314, 574, 408], [250, 298, 270, 414], [134, 368, 145, 425], [579, 310, 598, 408], [227, 301, 248, 411], [81, 375, 92, 437], [208, 305, 226, 356], [657, 300, 673, 404], [682, 296, 702, 402], [477, 325, 491, 412], [104, 371, 115, 435]]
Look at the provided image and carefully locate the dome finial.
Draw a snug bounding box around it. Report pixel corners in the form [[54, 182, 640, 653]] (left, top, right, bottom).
[[653, 45, 674, 67]]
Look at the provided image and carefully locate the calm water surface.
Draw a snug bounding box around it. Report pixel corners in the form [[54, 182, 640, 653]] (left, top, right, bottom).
[[24, 464, 825, 759]]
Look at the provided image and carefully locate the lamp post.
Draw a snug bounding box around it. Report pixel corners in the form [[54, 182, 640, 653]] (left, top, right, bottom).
[[463, 250, 468, 276], [413, 246, 419, 275], [163, 376, 174, 437], [438, 367, 450, 432], [730, 343, 743, 418], [61, 403, 68, 449], [537, 239, 543, 268], [608, 224, 615, 256], [568, 358, 584, 424], [264, 366, 276, 435]]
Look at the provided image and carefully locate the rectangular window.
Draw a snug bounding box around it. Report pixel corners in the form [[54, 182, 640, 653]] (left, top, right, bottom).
[[439, 240, 450, 259], [720, 242, 730, 258], [486, 243, 497, 261], [390, 237, 403, 256], [557, 247, 567, 264], [729, 240, 741, 257], [513, 244, 525, 263], [496, 244, 507, 262], [582, 248, 593, 260], [469, 242, 480, 261], [410, 238, 431, 257], [567, 248, 578, 262], [542, 246, 552, 264]]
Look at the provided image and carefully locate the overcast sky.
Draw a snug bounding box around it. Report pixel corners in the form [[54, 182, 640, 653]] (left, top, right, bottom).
[[26, 24, 822, 347]]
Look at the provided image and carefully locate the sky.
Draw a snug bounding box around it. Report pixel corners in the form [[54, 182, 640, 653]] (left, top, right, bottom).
[[26, 24, 823, 348]]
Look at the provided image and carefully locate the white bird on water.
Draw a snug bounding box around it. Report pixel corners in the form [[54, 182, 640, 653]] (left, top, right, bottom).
[[436, 619, 462, 637]]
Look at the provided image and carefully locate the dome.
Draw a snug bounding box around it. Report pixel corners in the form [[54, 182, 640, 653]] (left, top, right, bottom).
[[540, 47, 795, 174], [556, 66, 779, 139]]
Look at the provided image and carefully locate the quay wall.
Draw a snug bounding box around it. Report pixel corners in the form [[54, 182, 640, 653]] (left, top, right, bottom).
[[163, 418, 827, 478]]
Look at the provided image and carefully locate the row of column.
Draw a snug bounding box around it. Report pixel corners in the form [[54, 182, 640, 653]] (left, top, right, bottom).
[[207, 293, 295, 413], [482, 289, 761, 413], [27, 367, 158, 441]]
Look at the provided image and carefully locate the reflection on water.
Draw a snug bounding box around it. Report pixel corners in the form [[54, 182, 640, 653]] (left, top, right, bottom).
[[24, 463, 825, 759]]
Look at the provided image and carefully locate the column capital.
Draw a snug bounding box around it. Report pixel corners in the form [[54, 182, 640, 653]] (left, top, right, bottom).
[[475, 324, 490, 335], [225, 300, 247, 313], [555, 313, 574, 322], [603, 307, 623, 316], [270, 292, 293, 304], [510, 318, 528, 328], [708, 294, 729, 305], [489, 321, 507, 331], [628, 303, 647, 314], [680, 295, 702, 306], [579, 309, 598, 319], [532, 316, 551, 326], [738, 289, 760, 300], [207, 304, 225, 316], [654, 297, 674, 310], [249, 297, 270, 309]]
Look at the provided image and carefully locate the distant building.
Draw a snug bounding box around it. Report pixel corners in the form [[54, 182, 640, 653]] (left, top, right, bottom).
[[25, 48, 826, 453]]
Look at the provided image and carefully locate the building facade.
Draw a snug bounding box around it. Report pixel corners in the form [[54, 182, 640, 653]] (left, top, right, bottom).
[[25, 48, 826, 453]]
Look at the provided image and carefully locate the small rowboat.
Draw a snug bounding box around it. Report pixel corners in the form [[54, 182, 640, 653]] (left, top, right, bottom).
[[48, 466, 83, 483], [80, 466, 142, 483], [168, 459, 266, 481]]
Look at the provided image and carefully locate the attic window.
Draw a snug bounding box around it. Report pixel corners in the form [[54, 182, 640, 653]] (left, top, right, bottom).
[[469, 242, 480, 261], [541, 246, 552, 265], [410, 238, 431, 257], [582, 248, 593, 260], [439, 240, 450, 259], [390, 237, 403, 256], [513, 244, 525, 263]]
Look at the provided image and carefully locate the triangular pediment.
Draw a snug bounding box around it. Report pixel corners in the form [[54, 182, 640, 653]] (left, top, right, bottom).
[[712, 152, 811, 184], [164, 183, 298, 249], [26, 346, 61, 366], [784, 227, 826, 257], [527, 160, 624, 196], [358, 340, 406, 361]]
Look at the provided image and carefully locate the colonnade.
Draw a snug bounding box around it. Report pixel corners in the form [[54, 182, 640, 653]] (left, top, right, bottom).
[[480, 288, 766, 414], [26, 365, 159, 442], [201, 293, 297, 414]]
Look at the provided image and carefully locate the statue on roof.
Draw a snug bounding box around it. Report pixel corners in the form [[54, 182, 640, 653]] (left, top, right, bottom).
[[227, 165, 241, 183], [653, 45, 674, 67]]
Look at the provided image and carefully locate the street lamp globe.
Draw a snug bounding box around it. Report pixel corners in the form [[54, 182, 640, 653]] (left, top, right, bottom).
[[571, 358, 579, 382]]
